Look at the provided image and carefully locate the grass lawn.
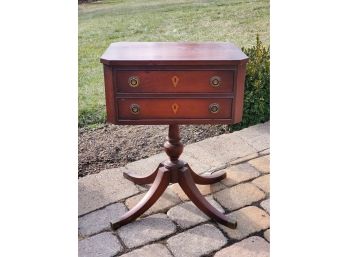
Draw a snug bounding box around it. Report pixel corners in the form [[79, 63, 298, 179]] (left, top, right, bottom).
[[78, 0, 269, 127]]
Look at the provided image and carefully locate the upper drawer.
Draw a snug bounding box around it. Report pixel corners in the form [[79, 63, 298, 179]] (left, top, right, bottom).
[[116, 70, 234, 93]]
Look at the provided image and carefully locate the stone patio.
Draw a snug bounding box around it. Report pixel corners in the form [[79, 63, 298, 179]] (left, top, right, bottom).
[[79, 122, 270, 257]]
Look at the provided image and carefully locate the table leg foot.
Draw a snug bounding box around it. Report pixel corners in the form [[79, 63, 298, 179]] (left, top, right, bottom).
[[178, 165, 237, 229], [123, 164, 163, 185], [111, 166, 170, 230]]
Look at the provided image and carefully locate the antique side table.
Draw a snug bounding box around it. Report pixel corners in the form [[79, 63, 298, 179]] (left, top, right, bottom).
[[100, 42, 248, 230]]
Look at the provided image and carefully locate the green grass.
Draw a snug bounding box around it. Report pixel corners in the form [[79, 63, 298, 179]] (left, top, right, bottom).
[[79, 0, 269, 127]]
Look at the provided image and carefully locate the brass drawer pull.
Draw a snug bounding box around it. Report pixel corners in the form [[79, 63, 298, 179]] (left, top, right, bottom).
[[210, 76, 221, 87], [128, 76, 140, 87], [130, 104, 140, 114], [209, 103, 220, 114]]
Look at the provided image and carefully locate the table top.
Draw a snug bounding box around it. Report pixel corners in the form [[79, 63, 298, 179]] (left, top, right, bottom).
[[100, 42, 248, 65]]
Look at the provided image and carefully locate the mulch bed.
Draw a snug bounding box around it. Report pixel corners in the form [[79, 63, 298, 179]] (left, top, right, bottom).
[[78, 124, 229, 177]]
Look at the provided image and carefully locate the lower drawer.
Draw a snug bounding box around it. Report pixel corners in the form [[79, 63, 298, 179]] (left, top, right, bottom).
[[117, 98, 233, 121]]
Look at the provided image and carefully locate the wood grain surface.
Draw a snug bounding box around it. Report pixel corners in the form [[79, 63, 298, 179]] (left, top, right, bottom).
[[116, 69, 234, 93]]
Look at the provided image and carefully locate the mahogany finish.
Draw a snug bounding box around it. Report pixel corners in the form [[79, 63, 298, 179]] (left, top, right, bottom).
[[101, 42, 247, 125], [100, 42, 248, 230], [101, 42, 248, 65], [116, 69, 234, 93], [117, 98, 232, 120]]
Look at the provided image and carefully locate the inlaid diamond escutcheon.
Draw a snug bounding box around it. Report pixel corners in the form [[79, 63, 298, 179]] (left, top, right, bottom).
[[172, 103, 179, 114], [171, 75, 179, 87]]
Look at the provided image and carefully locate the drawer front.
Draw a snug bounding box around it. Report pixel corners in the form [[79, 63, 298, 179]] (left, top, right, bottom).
[[117, 98, 232, 120], [116, 70, 234, 93]]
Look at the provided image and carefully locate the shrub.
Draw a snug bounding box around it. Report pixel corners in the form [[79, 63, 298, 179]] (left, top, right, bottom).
[[228, 35, 270, 132]]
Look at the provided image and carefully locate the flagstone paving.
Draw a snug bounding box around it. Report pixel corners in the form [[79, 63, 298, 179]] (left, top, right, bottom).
[[119, 243, 173, 257], [167, 196, 224, 229], [167, 224, 227, 257], [220, 163, 260, 187], [264, 229, 270, 242], [78, 232, 123, 257], [214, 236, 269, 257], [248, 155, 270, 174], [261, 199, 270, 214], [169, 181, 226, 201], [125, 188, 181, 217], [117, 213, 177, 248], [213, 183, 265, 211], [218, 206, 270, 240], [78, 122, 270, 257], [79, 203, 128, 237], [252, 175, 270, 195]]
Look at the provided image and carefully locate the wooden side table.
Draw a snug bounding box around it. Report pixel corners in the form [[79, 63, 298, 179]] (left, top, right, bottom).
[[100, 42, 248, 229]]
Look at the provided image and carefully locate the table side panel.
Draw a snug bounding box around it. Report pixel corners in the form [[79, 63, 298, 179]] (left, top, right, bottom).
[[103, 65, 117, 124], [233, 63, 247, 123]]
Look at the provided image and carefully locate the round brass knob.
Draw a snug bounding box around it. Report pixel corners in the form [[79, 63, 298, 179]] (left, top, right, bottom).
[[209, 103, 220, 114], [130, 104, 140, 114], [128, 76, 139, 87], [210, 76, 221, 87]]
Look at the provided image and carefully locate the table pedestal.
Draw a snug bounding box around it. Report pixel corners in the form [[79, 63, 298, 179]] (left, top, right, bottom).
[[111, 124, 237, 230]]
